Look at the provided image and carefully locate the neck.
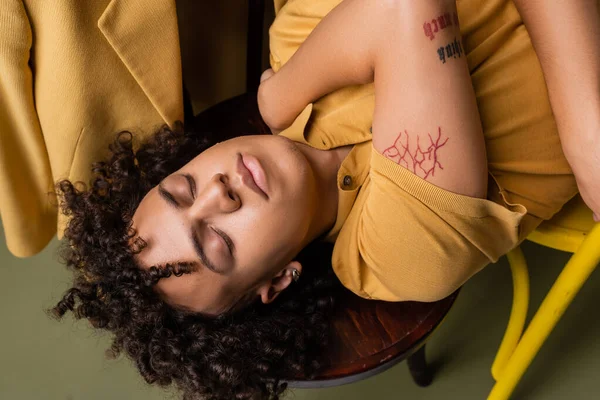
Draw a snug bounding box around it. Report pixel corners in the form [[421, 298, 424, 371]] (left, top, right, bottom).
[[295, 143, 351, 243]]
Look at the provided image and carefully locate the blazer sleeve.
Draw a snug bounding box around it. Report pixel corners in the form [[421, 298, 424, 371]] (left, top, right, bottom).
[[0, 0, 57, 257]]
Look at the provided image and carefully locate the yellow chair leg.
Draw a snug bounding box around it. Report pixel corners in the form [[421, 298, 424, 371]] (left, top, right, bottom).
[[489, 224, 600, 400], [491, 246, 530, 381]]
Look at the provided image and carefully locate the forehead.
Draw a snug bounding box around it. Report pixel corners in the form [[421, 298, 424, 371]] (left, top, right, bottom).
[[133, 185, 189, 265], [152, 264, 231, 315], [132, 187, 234, 314]]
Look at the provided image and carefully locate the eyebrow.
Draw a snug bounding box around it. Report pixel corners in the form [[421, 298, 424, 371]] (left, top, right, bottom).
[[157, 182, 221, 273], [190, 230, 220, 274], [158, 173, 195, 206]]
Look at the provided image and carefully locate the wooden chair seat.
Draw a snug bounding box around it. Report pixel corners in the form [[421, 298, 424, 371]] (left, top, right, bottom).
[[191, 93, 459, 388], [289, 286, 458, 388]]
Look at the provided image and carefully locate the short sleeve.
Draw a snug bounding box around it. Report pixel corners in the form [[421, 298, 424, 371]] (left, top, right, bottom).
[[331, 147, 527, 302]]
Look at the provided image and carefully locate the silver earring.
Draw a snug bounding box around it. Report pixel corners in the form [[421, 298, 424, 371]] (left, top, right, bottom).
[[292, 269, 301, 282]]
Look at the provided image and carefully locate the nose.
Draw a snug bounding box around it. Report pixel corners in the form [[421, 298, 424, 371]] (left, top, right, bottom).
[[187, 173, 240, 219]]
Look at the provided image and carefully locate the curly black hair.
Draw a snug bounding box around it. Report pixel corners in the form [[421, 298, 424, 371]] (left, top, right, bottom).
[[51, 124, 341, 400]]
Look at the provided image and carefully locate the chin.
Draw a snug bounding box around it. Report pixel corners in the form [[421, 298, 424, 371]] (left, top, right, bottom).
[[280, 138, 313, 175]]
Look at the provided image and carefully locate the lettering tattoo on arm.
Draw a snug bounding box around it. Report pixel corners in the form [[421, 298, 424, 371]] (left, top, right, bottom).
[[437, 37, 464, 64], [382, 127, 449, 180], [422, 11, 465, 64], [423, 12, 459, 40]]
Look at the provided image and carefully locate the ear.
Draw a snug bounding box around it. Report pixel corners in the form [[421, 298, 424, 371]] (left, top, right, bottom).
[[257, 261, 302, 305]]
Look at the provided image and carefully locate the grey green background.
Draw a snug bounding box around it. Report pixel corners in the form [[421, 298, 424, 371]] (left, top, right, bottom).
[[2, 3, 599, 398], [1, 222, 599, 400]]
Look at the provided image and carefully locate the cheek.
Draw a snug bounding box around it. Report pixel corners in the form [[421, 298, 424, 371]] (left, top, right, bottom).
[[226, 203, 312, 264], [240, 200, 312, 239]]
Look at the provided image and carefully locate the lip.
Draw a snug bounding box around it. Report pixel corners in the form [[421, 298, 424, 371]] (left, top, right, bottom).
[[238, 153, 269, 199]]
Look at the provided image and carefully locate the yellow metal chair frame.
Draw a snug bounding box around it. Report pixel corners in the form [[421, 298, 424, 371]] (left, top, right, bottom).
[[488, 195, 600, 399]]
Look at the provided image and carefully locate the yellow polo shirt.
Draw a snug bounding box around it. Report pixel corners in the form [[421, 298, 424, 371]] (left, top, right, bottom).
[[272, 0, 579, 301]]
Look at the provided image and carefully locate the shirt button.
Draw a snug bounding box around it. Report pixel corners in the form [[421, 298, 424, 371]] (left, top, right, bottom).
[[343, 175, 352, 187]]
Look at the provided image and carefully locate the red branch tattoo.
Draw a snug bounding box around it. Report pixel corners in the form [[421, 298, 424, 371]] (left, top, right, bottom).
[[382, 127, 449, 180]]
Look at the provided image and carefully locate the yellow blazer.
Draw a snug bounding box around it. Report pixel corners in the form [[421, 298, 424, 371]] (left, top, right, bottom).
[[0, 0, 183, 257]]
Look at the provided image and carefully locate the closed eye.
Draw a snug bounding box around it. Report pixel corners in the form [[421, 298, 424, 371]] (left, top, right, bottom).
[[183, 173, 196, 200], [158, 184, 180, 208], [190, 229, 221, 273], [212, 226, 234, 255]]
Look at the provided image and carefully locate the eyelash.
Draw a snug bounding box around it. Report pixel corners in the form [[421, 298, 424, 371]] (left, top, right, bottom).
[[211, 227, 232, 254], [175, 176, 232, 256]]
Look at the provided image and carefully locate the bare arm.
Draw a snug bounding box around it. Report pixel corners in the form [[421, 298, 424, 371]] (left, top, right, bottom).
[[512, 0, 600, 218], [260, 0, 487, 197], [512, 0, 600, 157], [370, 0, 487, 197], [258, 0, 377, 131]]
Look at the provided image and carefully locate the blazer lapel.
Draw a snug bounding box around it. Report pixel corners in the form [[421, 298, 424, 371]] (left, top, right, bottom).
[[99, 0, 183, 126]]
